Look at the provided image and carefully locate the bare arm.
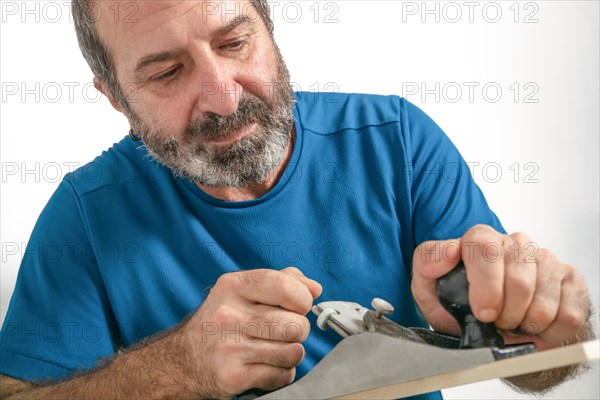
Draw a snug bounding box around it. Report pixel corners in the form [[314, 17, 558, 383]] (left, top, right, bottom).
[[0, 268, 322, 400], [1, 326, 200, 400], [0, 375, 33, 399], [502, 315, 596, 394]]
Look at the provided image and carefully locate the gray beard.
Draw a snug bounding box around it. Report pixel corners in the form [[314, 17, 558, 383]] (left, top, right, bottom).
[[129, 58, 296, 188]]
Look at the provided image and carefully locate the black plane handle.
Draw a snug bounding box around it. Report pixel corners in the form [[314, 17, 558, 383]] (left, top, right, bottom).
[[436, 261, 505, 349]]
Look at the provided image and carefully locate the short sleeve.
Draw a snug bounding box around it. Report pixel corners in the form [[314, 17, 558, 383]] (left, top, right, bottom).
[[402, 100, 505, 246], [0, 179, 120, 382]]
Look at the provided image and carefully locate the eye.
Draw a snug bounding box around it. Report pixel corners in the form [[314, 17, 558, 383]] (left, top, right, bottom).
[[220, 39, 247, 51], [153, 65, 182, 82]]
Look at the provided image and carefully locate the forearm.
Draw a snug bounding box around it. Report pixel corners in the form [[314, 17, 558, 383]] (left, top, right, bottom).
[[502, 317, 596, 394], [6, 329, 201, 400]]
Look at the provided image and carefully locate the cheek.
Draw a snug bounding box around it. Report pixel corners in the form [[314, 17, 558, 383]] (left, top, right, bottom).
[[133, 94, 191, 137], [238, 42, 281, 101]]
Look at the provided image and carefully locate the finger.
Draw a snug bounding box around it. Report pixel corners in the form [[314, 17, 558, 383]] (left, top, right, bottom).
[[242, 340, 305, 368], [244, 304, 311, 342], [281, 267, 323, 299], [235, 269, 315, 314], [411, 239, 462, 334], [495, 233, 536, 330], [520, 249, 562, 337], [537, 265, 588, 347], [246, 364, 296, 391], [461, 224, 505, 322], [413, 239, 462, 280]]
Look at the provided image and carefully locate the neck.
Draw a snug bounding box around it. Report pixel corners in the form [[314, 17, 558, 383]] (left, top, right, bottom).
[[196, 127, 296, 202]]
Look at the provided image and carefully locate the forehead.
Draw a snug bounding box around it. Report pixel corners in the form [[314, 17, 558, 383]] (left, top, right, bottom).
[[94, 0, 258, 69]]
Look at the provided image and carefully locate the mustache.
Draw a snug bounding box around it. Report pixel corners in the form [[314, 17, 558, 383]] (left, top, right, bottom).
[[187, 94, 274, 142]]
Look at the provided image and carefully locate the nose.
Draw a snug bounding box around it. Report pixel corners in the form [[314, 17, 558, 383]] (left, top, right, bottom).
[[192, 52, 242, 117]]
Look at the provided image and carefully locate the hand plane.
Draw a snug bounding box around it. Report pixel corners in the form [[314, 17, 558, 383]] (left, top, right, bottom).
[[247, 262, 599, 399]]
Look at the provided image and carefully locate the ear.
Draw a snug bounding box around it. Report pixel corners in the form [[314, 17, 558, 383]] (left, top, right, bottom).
[[93, 77, 125, 114]]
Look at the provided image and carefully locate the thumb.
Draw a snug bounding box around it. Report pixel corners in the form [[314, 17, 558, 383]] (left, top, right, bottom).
[[411, 239, 462, 335], [281, 266, 323, 300]]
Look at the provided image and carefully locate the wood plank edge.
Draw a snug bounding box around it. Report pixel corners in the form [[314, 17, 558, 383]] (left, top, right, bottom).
[[334, 339, 600, 400]]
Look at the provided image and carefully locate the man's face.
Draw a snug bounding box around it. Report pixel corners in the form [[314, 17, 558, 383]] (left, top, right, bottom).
[[96, 0, 295, 187]]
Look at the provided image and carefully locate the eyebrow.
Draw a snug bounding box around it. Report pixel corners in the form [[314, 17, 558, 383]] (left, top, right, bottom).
[[214, 14, 255, 36], [132, 15, 255, 79], [133, 49, 184, 78]]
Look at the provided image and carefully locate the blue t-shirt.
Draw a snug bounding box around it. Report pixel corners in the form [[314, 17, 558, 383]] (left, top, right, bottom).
[[1, 92, 503, 399]]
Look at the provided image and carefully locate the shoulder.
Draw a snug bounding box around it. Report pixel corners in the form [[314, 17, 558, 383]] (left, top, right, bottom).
[[293, 91, 418, 134], [64, 136, 167, 197], [293, 91, 437, 139]]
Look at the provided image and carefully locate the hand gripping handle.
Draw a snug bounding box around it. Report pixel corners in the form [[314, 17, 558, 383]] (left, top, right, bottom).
[[436, 261, 505, 349]]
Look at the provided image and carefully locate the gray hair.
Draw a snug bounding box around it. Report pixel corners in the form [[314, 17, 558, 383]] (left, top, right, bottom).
[[71, 0, 274, 111]]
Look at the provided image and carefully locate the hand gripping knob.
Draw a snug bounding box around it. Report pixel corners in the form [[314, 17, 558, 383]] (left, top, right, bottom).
[[435, 261, 504, 349]]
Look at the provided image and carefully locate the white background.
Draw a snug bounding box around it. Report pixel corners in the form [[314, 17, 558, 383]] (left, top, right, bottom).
[[0, 0, 598, 398]]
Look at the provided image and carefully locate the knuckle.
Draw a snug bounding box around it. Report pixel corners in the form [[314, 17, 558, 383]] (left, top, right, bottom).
[[557, 308, 586, 330], [520, 320, 542, 336], [275, 277, 312, 314], [213, 304, 240, 325], [528, 304, 556, 327], [297, 300, 312, 316], [470, 223, 491, 233], [464, 224, 493, 239], [510, 231, 531, 245], [281, 318, 309, 342], [501, 236, 516, 253], [537, 248, 557, 265], [246, 269, 270, 289], [506, 272, 534, 296], [273, 274, 293, 295], [216, 367, 246, 392], [283, 266, 301, 275], [562, 263, 578, 279], [257, 309, 280, 325], [215, 271, 239, 291], [295, 317, 311, 342]]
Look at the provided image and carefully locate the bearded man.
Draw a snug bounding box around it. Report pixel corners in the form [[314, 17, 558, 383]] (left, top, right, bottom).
[[0, 1, 594, 399]]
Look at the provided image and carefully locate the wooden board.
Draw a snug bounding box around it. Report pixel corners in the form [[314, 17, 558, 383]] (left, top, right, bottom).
[[259, 334, 599, 400], [336, 339, 599, 399]]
